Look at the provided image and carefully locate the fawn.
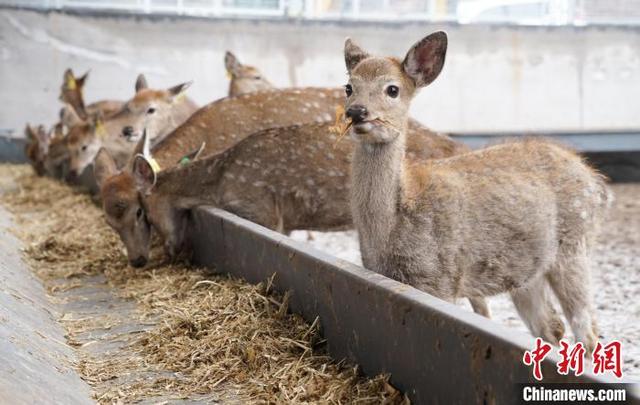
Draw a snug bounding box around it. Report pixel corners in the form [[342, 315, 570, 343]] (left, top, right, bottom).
[[343, 31, 610, 350], [59, 69, 123, 127], [225, 51, 273, 96], [65, 75, 195, 176]]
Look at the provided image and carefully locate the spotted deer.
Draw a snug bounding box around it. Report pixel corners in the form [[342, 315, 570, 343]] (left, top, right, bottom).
[[66, 75, 196, 176], [59, 69, 123, 127], [225, 51, 273, 96], [344, 31, 610, 350]]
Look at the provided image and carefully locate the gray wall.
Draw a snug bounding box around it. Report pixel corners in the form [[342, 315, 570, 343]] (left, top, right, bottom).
[[1, 8, 639, 133]]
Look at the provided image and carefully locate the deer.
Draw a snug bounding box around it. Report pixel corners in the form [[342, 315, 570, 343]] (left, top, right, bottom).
[[59, 69, 124, 127], [24, 124, 49, 176], [65, 74, 196, 177], [24, 123, 69, 178], [343, 31, 611, 351], [225, 51, 274, 96]]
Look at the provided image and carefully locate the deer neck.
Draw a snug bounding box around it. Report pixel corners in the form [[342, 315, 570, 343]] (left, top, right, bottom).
[[350, 124, 407, 267], [152, 156, 225, 209]]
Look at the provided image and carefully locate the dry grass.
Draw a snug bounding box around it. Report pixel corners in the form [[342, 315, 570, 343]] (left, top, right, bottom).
[[0, 164, 408, 404]]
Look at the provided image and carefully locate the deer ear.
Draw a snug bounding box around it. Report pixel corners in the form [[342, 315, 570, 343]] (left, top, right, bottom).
[[402, 31, 448, 88], [25, 124, 36, 141], [77, 71, 89, 88], [91, 112, 106, 136], [135, 74, 148, 92], [129, 128, 151, 161], [63, 68, 78, 90], [61, 104, 83, 128], [344, 38, 371, 73], [94, 148, 118, 189], [132, 155, 157, 194], [225, 51, 241, 76], [167, 81, 192, 101]]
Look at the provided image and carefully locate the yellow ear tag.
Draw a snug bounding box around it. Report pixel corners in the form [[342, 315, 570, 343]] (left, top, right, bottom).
[[66, 76, 77, 90], [148, 157, 161, 174], [226, 70, 232, 80], [95, 121, 106, 138], [175, 92, 186, 103]]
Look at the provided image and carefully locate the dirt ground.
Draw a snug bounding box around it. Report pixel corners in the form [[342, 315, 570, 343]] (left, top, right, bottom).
[[294, 183, 640, 381]]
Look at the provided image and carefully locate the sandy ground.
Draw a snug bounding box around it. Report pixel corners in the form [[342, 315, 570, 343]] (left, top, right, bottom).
[[292, 183, 640, 381]]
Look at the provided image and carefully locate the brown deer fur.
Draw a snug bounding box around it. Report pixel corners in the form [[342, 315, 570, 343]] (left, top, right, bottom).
[[344, 31, 610, 351], [225, 51, 274, 96]]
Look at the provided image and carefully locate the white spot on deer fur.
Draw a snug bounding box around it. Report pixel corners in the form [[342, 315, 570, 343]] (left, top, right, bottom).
[[323, 113, 332, 121], [224, 173, 235, 180], [306, 179, 315, 186], [239, 175, 246, 183], [318, 93, 326, 98], [253, 181, 266, 187]]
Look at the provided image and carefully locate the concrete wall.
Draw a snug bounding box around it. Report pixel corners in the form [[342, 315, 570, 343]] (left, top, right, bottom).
[[1, 8, 639, 133]]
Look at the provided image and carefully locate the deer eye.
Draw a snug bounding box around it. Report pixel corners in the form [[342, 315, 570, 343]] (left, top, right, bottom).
[[345, 84, 353, 97], [386, 85, 399, 98], [81, 145, 87, 151], [253, 76, 261, 80], [136, 207, 143, 219], [146, 107, 156, 115]]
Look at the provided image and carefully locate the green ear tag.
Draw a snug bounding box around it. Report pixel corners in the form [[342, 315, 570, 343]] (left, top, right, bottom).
[[179, 156, 191, 166]]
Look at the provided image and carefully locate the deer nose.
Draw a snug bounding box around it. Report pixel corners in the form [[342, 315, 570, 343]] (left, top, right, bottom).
[[129, 256, 147, 268], [122, 126, 134, 138], [346, 105, 368, 123]]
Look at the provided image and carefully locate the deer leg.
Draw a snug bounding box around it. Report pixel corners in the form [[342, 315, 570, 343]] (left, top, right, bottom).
[[510, 276, 565, 345], [468, 297, 491, 318], [546, 248, 598, 353]]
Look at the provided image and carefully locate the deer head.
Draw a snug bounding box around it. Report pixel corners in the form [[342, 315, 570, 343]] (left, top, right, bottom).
[[94, 132, 155, 268], [344, 31, 447, 144], [66, 113, 107, 177], [112, 74, 192, 142], [225, 51, 273, 96]]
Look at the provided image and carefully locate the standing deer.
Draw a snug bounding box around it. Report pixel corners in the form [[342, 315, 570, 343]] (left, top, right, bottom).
[[343, 31, 610, 350], [225, 51, 274, 96], [59, 69, 123, 127], [66, 75, 196, 176]]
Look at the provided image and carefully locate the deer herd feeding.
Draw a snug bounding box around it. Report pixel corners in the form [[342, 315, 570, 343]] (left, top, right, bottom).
[[24, 32, 610, 352]]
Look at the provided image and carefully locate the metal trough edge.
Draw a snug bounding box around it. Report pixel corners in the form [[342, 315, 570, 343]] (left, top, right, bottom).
[[190, 206, 640, 404]]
